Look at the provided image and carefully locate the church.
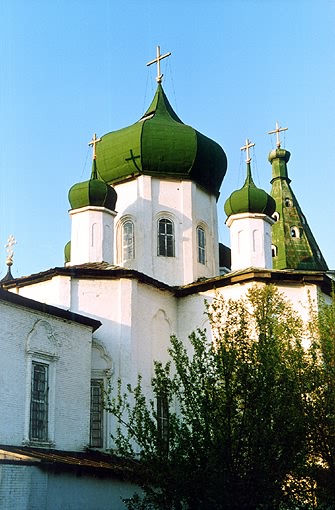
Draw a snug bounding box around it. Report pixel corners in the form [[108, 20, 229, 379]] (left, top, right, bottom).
[[0, 47, 332, 510]]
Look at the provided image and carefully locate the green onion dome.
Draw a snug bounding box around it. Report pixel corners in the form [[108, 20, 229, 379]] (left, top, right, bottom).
[[64, 240, 71, 264], [268, 148, 291, 181], [68, 160, 117, 211], [224, 162, 276, 218], [95, 84, 227, 196]]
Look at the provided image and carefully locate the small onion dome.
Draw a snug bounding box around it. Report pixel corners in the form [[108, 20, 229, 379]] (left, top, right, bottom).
[[224, 162, 276, 218], [64, 240, 71, 264], [95, 83, 227, 196], [268, 147, 291, 164], [268, 147, 291, 182], [68, 160, 117, 211]]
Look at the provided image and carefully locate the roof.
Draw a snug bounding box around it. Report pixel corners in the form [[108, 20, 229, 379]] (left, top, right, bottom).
[[269, 147, 328, 271], [0, 445, 140, 482], [95, 84, 227, 196], [0, 286, 101, 332], [2, 262, 333, 298]]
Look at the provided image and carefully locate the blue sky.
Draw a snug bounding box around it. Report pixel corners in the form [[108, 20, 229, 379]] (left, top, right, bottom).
[[0, 0, 334, 278]]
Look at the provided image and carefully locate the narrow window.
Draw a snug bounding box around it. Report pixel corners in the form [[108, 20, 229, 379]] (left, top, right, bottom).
[[285, 198, 292, 207], [290, 226, 300, 238], [90, 379, 104, 448], [197, 227, 206, 264], [158, 218, 175, 257], [30, 362, 49, 442], [272, 245, 278, 257], [272, 212, 280, 222], [157, 393, 169, 453], [122, 220, 135, 261]]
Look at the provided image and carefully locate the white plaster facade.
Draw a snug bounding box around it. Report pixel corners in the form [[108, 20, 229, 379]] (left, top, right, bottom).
[[226, 212, 275, 271], [0, 293, 98, 451], [6, 267, 328, 454], [70, 175, 220, 287], [69, 205, 116, 266]]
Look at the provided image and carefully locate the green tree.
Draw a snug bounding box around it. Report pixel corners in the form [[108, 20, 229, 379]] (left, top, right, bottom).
[[105, 285, 309, 510], [302, 290, 335, 508]]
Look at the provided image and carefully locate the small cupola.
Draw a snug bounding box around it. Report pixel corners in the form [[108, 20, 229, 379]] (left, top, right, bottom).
[[66, 134, 117, 266], [224, 161, 276, 218], [69, 134, 117, 212], [224, 139, 275, 271]]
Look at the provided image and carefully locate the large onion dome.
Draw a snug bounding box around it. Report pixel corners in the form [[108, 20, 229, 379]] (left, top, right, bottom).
[[95, 84, 227, 196], [68, 160, 117, 211], [224, 162, 275, 218]]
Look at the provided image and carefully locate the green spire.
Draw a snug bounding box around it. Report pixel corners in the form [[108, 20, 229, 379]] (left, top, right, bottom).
[[269, 148, 328, 270]]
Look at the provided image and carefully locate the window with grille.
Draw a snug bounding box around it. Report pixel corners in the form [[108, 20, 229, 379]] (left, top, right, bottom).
[[158, 218, 175, 257], [30, 362, 49, 442], [157, 393, 169, 453], [122, 220, 135, 261], [90, 379, 104, 448], [197, 226, 206, 264]]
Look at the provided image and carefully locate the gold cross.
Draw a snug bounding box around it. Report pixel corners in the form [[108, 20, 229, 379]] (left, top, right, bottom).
[[268, 121, 288, 148], [88, 133, 101, 160], [146, 45, 171, 83], [5, 234, 16, 265], [240, 138, 255, 163]]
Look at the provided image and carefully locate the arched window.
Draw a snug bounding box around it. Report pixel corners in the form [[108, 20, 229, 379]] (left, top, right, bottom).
[[272, 244, 278, 257], [158, 218, 175, 257], [122, 220, 135, 261], [272, 212, 280, 222], [197, 226, 206, 265], [285, 198, 292, 207], [290, 226, 300, 238]]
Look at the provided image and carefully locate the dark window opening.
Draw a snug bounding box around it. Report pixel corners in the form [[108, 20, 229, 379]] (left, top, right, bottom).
[[197, 227, 206, 264], [30, 362, 48, 442], [158, 219, 175, 257], [90, 379, 104, 448], [157, 393, 169, 453]]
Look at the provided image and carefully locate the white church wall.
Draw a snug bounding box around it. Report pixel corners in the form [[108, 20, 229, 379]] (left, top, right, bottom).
[[174, 281, 324, 350], [113, 175, 219, 286], [0, 299, 93, 451], [13, 275, 72, 310]]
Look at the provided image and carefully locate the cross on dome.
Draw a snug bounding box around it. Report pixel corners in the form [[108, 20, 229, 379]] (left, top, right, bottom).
[[146, 45, 171, 83], [268, 121, 288, 148], [240, 138, 255, 163], [5, 234, 16, 266], [125, 149, 141, 171], [88, 133, 101, 160]]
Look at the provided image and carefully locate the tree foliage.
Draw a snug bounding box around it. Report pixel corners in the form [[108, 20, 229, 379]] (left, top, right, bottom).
[[105, 284, 335, 510]]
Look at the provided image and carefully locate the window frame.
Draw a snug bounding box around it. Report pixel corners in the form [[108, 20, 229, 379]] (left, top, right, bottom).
[[122, 219, 135, 261], [29, 361, 49, 443], [157, 393, 169, 453], [157, 218, 175, 257], [90, 378, 104, 448], [197, 226, 206, 265]]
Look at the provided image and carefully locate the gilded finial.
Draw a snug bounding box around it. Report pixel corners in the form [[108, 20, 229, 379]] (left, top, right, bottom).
[[146, 45, 171, 83], [240, 138, 255, 163], [268, 121, 288, 148], [88, 133, 101, 160]]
